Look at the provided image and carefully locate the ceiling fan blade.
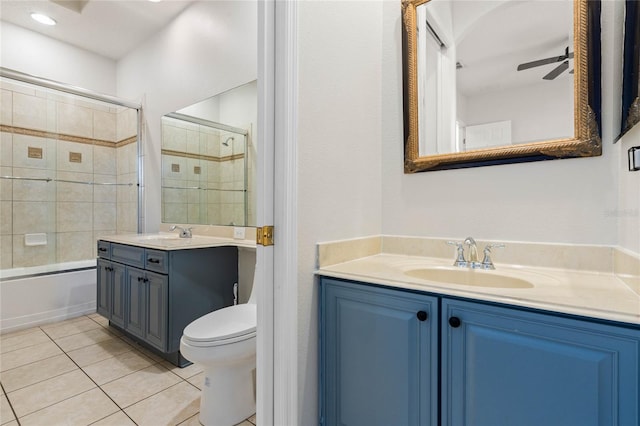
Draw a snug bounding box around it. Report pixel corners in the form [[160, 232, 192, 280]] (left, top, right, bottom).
[[517, 55, 565, 71], [543, 61, 569, 80]]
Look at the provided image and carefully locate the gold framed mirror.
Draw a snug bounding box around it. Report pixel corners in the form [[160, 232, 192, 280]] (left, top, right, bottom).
[[402, 0, 602, 173]]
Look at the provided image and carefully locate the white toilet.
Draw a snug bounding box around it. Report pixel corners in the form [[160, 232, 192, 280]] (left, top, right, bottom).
[[180, 273, 257, 426]]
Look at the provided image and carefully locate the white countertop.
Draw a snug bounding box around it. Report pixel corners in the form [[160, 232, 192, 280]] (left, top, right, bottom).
[[317, 253, 640, 326], [100, 233, 256, 251]]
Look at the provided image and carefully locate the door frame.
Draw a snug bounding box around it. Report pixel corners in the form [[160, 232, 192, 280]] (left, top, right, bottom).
[[256, 0, 299, 424]]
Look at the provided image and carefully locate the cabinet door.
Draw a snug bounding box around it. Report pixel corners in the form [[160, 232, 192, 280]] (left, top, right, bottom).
[[320, 278, 438, 426], [96, 259, 111, 318], [110, 262, 126, 328], [125, 267, 146, 339], [145, 271, 168, 351], [442, 299, 640, 426]]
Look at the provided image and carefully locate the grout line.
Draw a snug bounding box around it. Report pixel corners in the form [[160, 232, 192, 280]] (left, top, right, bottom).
[[1, 382, 22, 426], [41, 324, 140, 426]]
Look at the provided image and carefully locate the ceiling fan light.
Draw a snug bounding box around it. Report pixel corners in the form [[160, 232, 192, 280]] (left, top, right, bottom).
[[31, 13, 57, 26]]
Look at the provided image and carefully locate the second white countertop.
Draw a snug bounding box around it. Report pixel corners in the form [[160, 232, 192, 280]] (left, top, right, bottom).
[[317, 253, 640, 326]]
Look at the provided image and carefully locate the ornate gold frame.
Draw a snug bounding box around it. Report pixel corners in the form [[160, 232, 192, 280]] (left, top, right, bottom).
[[402, 0, 602, 173]]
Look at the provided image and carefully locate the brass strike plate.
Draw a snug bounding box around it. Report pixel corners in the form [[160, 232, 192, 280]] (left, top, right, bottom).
[[171, 164, 180, 172], [256, 225, 274, 246], [28, 147, 43, 159], [69, 152, 82, 163]]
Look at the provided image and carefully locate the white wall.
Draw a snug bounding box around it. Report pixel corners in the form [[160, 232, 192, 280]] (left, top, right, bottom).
[[617, 125, 640, 254], [463, 78, 574, 144], [296, 2, 384, 423], [116, 0, 257, 232], [0, 22, 116, 95]]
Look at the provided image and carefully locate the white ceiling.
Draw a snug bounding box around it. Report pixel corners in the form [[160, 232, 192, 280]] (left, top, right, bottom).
[[0, 0, 194, 60], [452, 0, 574, 97]]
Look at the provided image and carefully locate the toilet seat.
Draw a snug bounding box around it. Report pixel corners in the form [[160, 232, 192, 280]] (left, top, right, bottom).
[[182, 304, 256, 347]]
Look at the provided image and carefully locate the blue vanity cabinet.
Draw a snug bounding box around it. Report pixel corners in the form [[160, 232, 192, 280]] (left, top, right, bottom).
[[319, 278, 439, 426], [97, 240, 237, 366], [96, 258, 126, 328], [145, 270, 168, 351], [124, 266, 146, 340], [319, 277, 640, 426], [441, 299, 640, 426]]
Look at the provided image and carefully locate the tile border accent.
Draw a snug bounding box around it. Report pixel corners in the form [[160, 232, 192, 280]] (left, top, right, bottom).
[[1, 125, 136, 148], [161, 148, 245, 163]]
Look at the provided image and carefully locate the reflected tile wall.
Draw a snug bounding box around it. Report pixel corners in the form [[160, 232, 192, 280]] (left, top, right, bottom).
[[0, 79, 138, 269], [161, 118, 246, 226]]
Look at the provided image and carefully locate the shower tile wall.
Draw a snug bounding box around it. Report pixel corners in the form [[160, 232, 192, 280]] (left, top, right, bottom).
[[162, 117, 246, 226], [0, 79, 138, 270]]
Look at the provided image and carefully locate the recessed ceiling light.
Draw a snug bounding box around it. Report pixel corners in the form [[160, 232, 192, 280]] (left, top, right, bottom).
[[148, 0, 162, 3], [30, 13, 57, 26]]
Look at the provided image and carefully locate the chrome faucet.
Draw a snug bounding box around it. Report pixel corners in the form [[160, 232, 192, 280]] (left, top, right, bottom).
[[447, 238, 505, 269], [481, 243, 505, 270], [169, 225, 192, 238], [446, 241, 468, 268], [464, 237, 481, 268]]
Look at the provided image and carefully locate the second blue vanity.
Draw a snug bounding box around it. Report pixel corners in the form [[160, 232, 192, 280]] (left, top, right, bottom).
[[319, 277, 640, 426], [96, 233, 253, 366]]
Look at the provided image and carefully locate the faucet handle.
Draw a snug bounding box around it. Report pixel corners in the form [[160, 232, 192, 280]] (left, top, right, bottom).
[[447, 241, 468, 268], [481, 243, 505, 269]]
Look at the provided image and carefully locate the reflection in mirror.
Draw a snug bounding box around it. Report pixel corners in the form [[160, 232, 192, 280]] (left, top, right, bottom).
[[417, 0, 573, 155], [161, 81, 257, 226], [403, 0, 602, 172], [621, 0, 639, 136]]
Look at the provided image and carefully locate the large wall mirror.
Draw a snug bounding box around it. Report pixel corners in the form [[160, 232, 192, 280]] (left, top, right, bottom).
[[402, 0, 602, 172], [621, 0, 639, 136], [161, 81, 257, 226]]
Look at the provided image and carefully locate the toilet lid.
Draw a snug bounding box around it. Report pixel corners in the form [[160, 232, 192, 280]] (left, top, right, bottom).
[[183, 304, 256, 343]]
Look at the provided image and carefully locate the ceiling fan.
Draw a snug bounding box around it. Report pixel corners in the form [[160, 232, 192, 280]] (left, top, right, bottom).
[[517, 47, 574, 80]]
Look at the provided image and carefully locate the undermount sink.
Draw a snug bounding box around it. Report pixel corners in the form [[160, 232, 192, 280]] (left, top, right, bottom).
[[404, 267, 534, 289]]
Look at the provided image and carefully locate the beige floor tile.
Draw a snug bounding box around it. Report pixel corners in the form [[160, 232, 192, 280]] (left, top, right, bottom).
[[0, 328, 51, 354], [124, 381, 200, 426], [177, 413, 202, 426], [0, 354, 77, 392], [187, 371, 204, 390], [234, 421, 253, 426], [1, 421, 17, 426], [248, 413, 257, 424], [90, 315, 110, 328], [66, 337, 133, 367], [86, 312, 101, 319], [41, 316, 101, 339], [18, 388, 119, 426], [119, 337, 164, 362], [6, 369, 95, 417], [0, 326, 41, 340], [1, 393, 16, 424], [101, 364, 182, 408], [54, 327, 116, 352], [0, 340, 63, 372], [91, 410, 137, 426], [161, 360, 203, 379], [82, 350, 154, 385]]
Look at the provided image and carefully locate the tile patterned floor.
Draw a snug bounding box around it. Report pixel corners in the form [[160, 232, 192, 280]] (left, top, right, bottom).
[[0, 314, 257, 426]]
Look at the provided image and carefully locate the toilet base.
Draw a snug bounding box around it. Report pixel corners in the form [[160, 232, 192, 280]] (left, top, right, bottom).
[[199, 359, 256, 426]]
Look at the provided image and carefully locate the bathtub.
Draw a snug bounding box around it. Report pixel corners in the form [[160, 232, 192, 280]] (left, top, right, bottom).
[[0, 260, 97, 334]]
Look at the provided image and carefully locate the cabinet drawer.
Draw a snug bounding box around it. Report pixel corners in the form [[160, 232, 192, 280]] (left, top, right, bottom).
[[97, 241, 110, 259], [111, 243, 145, 268], [145, 249, 169, 274]]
